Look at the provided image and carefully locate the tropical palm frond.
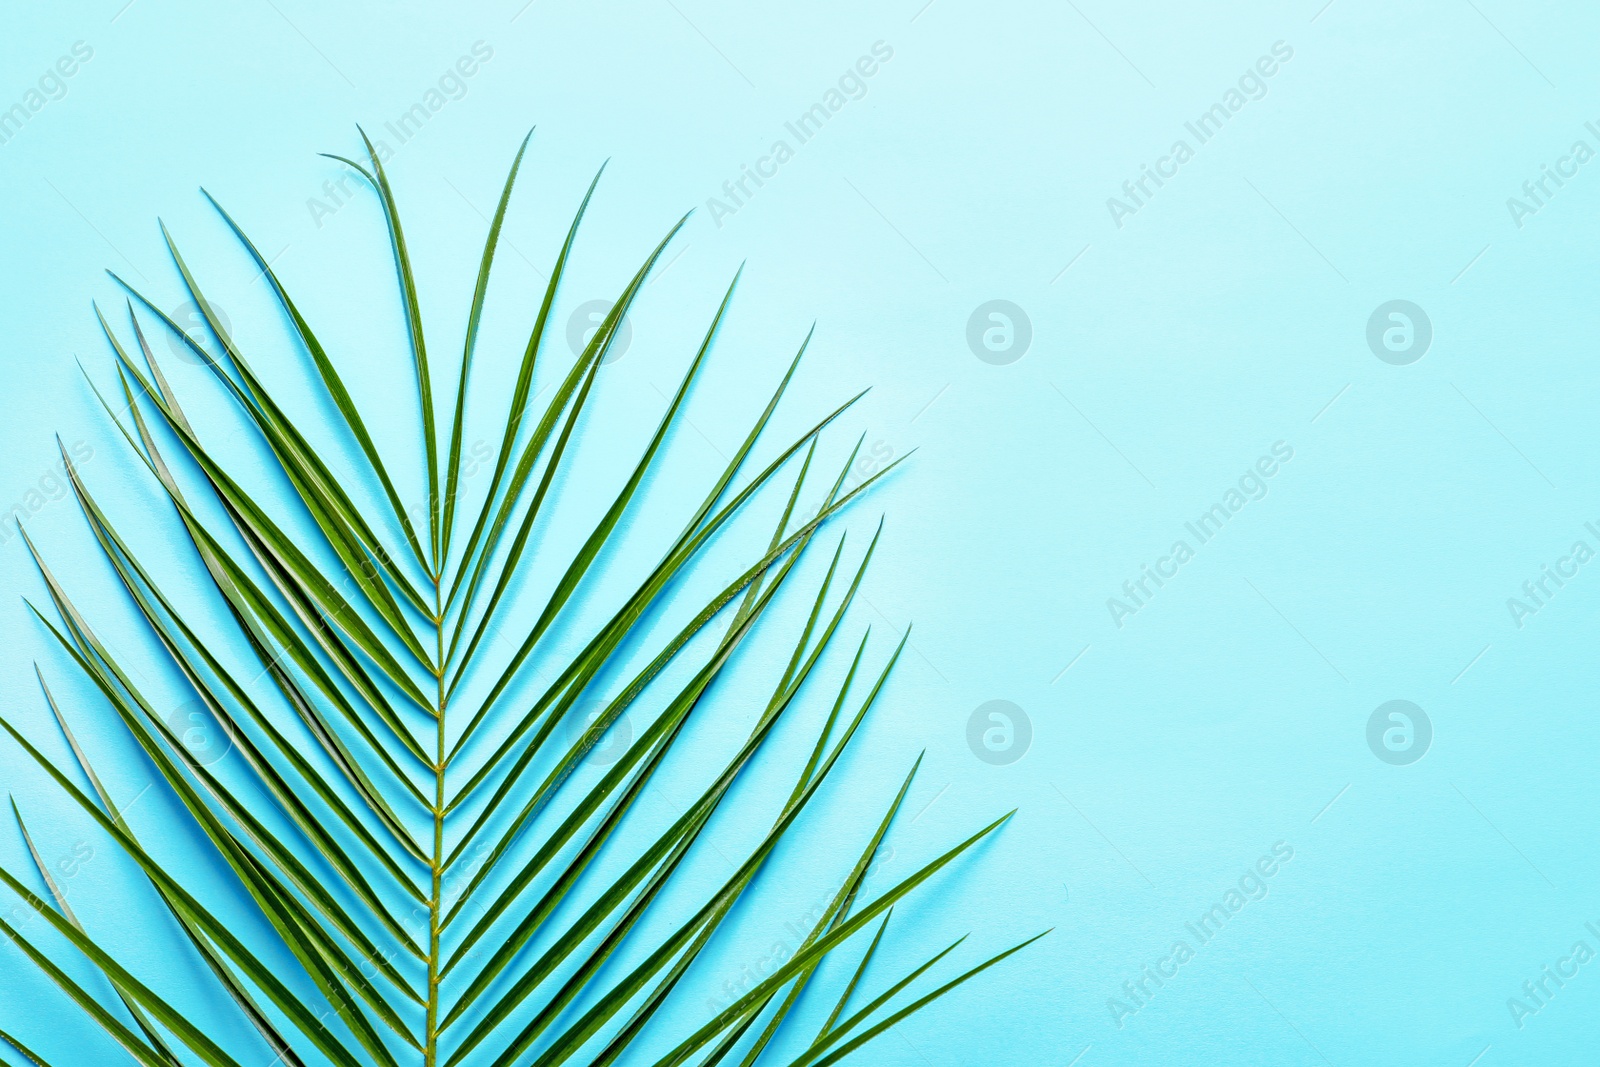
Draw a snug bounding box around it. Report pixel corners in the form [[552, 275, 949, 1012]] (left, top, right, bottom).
[[0, 130, 1040, 1067]]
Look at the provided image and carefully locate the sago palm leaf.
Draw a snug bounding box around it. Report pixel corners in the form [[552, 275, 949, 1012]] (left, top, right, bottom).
[[0, 130, 1042, 1067]]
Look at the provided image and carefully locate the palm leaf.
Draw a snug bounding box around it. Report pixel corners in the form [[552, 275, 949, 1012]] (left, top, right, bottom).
[[0, 132, 1039, 1066]]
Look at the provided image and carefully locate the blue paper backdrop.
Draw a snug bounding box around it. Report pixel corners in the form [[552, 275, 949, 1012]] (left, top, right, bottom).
[[3, 1, 1600, 1065]]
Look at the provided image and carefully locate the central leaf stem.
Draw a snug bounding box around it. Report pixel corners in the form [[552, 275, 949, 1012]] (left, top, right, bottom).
[[426, 573, 447, 1067]]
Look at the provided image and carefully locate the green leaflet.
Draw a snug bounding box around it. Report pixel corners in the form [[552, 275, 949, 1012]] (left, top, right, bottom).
[[1, 1028, 63, 1067], [441, 129, 533, 557], [785, 932, 1053, 1067]]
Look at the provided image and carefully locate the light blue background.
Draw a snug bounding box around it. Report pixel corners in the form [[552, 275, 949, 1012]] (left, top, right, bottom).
[[3, 1, 1600, 1065]]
